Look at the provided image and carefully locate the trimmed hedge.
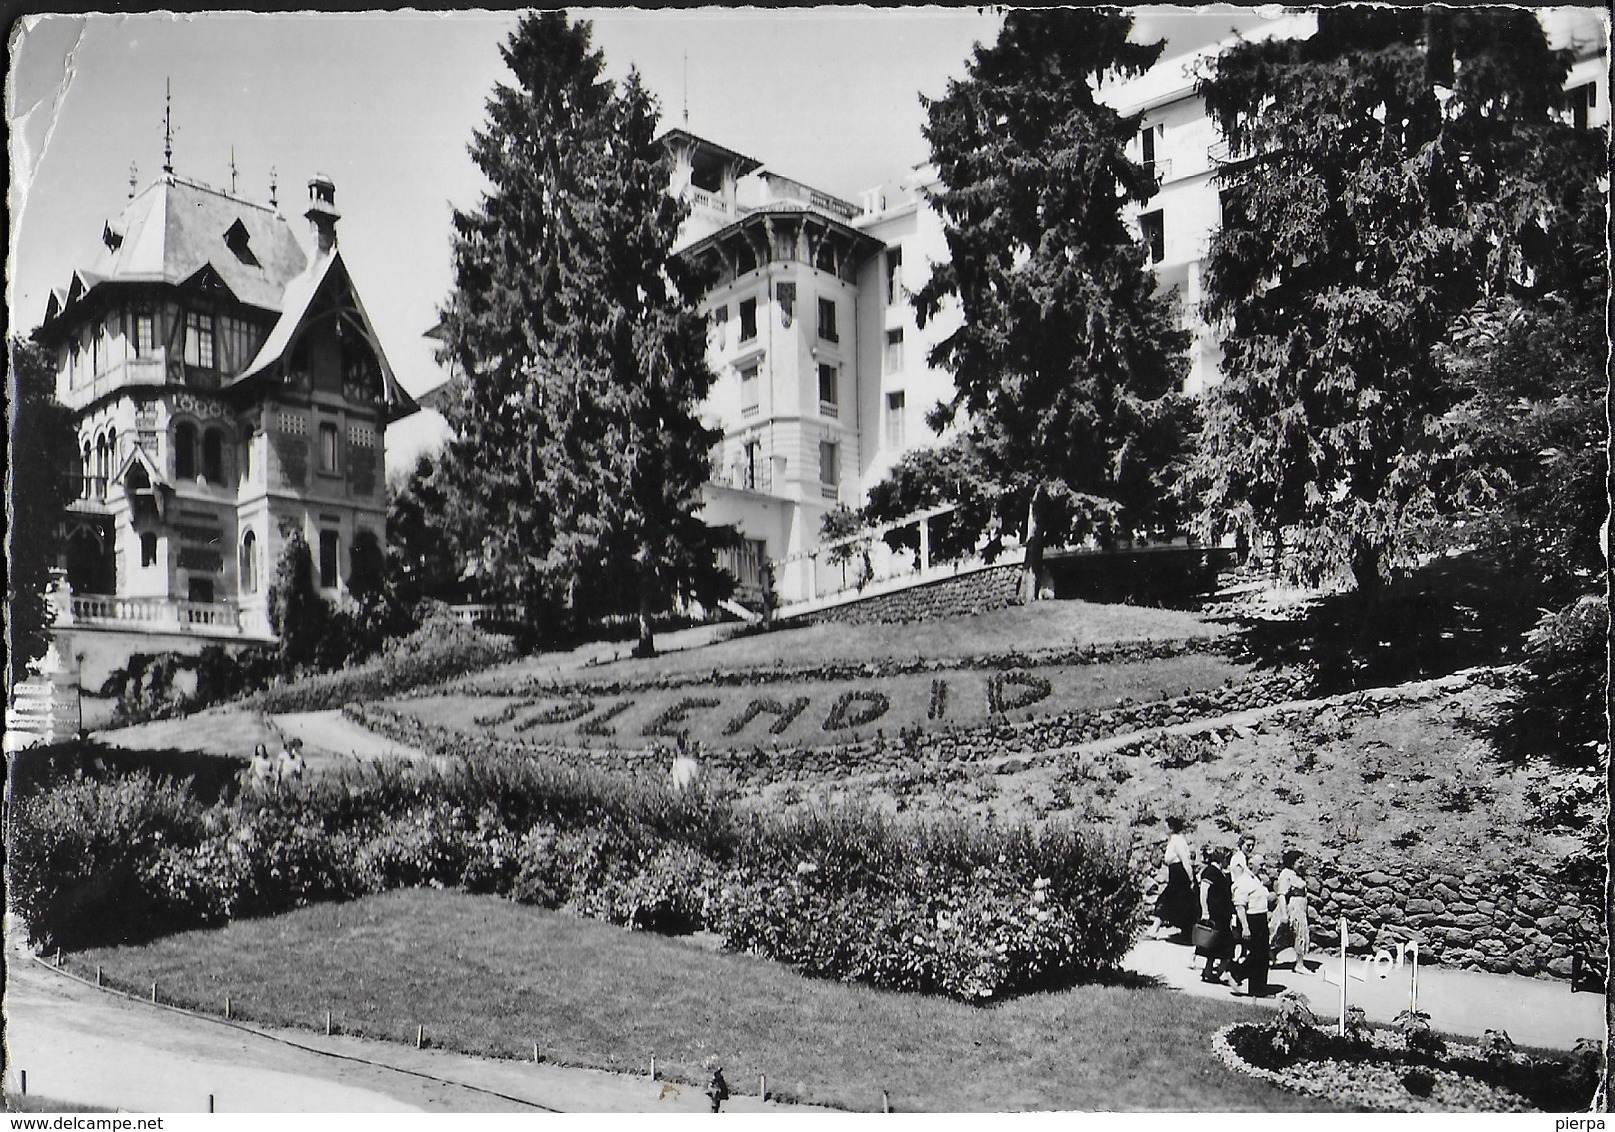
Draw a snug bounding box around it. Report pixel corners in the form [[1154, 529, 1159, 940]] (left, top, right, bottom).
[[9, 757, 1141, 1002]]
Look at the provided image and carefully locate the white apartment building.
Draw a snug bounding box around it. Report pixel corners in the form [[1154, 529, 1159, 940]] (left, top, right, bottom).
[[670, 9, 1607, 605]]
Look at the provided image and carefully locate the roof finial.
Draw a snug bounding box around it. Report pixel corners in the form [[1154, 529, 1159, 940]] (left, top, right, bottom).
[[229, 145, 238, 194], [269, 166, 278, 209], [682, 50, 689, 126], [162, 78, 174, 176], [128, 161, 138, 199]]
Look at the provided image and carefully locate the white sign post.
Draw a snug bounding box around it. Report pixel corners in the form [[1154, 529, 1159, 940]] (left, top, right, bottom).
[[1338, 916, 1348, 1034]]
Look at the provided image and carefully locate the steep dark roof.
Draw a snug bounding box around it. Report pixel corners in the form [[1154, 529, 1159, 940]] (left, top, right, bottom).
[[42, 175, 308, 329]]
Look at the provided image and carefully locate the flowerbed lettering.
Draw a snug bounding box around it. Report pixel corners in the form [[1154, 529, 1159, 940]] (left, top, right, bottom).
[[823, 690, 891, 731], [723, 696, 811, 737], [643, 697, 722, 739]]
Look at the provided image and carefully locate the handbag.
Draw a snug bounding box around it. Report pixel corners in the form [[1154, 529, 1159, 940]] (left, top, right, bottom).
[[1192, 921, 1227, 954]]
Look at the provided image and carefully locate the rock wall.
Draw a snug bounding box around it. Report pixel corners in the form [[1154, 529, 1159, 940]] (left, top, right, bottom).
[[805, 565, 1023, 626], [1302, 858, 1602, 982]]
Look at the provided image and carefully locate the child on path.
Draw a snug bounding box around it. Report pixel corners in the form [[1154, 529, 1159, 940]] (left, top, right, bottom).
[[705, 1059, 730, 1113]]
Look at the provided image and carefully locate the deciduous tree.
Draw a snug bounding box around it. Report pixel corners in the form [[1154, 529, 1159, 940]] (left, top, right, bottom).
[[917, 9, 1194, 603], [436, 13, 729, 655]]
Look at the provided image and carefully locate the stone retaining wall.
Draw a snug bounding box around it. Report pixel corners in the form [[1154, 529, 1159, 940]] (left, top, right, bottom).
[[804, 565, 1023, 626], [1302, 858, 1601, 982]]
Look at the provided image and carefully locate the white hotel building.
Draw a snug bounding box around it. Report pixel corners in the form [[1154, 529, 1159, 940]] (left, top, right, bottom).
[[669, 9, 1607, 606]]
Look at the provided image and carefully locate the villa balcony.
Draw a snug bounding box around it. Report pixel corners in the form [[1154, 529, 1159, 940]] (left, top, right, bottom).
[[58, 593, 274, 640]]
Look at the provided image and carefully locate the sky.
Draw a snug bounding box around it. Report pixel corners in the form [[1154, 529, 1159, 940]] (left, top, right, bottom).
[[7, 6, 1281, 473]]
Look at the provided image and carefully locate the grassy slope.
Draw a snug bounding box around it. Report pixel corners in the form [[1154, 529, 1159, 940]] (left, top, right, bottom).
[[74, 888, 1330, 1113], [796, 683, 1578, 871], [468, 600, 1228, 688]]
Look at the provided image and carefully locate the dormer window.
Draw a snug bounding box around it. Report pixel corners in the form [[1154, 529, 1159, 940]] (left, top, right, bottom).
[[223, 218, 258, 265], [102, 222, 124, 252]]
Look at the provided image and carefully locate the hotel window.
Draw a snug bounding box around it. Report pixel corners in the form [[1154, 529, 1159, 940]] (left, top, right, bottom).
[[775, 281, 796, 326], [134, 312, 155, 357], [743, 439, 761, 490], [818, 440, 839, 489], [319, 422, 340, 473], [739, 298, 758, 342], [141, 533, 159, 568], [1140, 210, 1165, 264], [1141, 123, 1162, 192], [818, 363, 839, 417], [885, 247, 903, 305], [711, 304, 728, 347], [739, 363, 759, 416], [319, 529, 340, 589], [886, 391, 906, 449], [817, 297, 838, 342], [885, 328, 904, 372], [183, 310, 215, 368]]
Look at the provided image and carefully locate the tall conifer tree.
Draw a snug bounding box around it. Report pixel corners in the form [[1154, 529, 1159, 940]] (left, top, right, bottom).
[[1193, 9, 1593, 591], [436, 13, 726, 655], [916, 10, 1194, 602], [6, 336, 77, 691]]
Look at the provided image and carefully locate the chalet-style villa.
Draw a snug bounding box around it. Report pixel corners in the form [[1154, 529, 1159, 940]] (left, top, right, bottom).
[[34, 164, 417, 681]]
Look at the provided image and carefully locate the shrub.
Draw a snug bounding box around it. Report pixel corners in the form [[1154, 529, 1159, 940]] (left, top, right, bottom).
[[1489, 593, 1608, 769], [8, 772, 210, 948], [15, 753, 1142, 1002], [247, 608, 517, 713]]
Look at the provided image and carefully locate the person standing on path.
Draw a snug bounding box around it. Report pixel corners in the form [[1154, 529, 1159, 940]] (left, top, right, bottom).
[[278, 737, 306, 789], [1195, 846, 1236, 983], [1229, 858, 1273, 997], [1146, 815, 1199, 942], [1271, 848, 1310, 970]]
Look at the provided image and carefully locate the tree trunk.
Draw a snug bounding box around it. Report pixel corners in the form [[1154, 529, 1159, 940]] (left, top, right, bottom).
[[1351, 543, 1383, 598], [1021, 485, 1046, 604], [635, 578, 656, 658]]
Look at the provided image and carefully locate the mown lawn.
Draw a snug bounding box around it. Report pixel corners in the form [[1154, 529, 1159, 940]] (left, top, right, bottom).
[[74, 888, 1333, 1113], [394, 652, 1249, 751], [469, 599, 1228, 688]]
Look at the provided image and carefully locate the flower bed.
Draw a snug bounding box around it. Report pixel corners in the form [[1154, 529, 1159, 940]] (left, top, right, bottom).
[[11, 758, 1142, 1003], [1211, 998, 1601, 1112]]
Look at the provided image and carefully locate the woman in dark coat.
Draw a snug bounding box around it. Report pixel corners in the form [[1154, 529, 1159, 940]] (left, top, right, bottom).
[[1195, 846, 1236, 983]]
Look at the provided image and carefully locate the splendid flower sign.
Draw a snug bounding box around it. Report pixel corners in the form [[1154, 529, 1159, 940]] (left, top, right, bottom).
[[459, 670, 1062, 741]]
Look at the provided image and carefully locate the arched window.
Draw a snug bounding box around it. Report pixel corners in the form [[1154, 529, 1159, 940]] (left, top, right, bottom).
[[80, 441, 91, 498], [240, 529, 258, 593], [174, 421, 197, 479], [94, 435, 109, 498], [203, 428, 225, 482]]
